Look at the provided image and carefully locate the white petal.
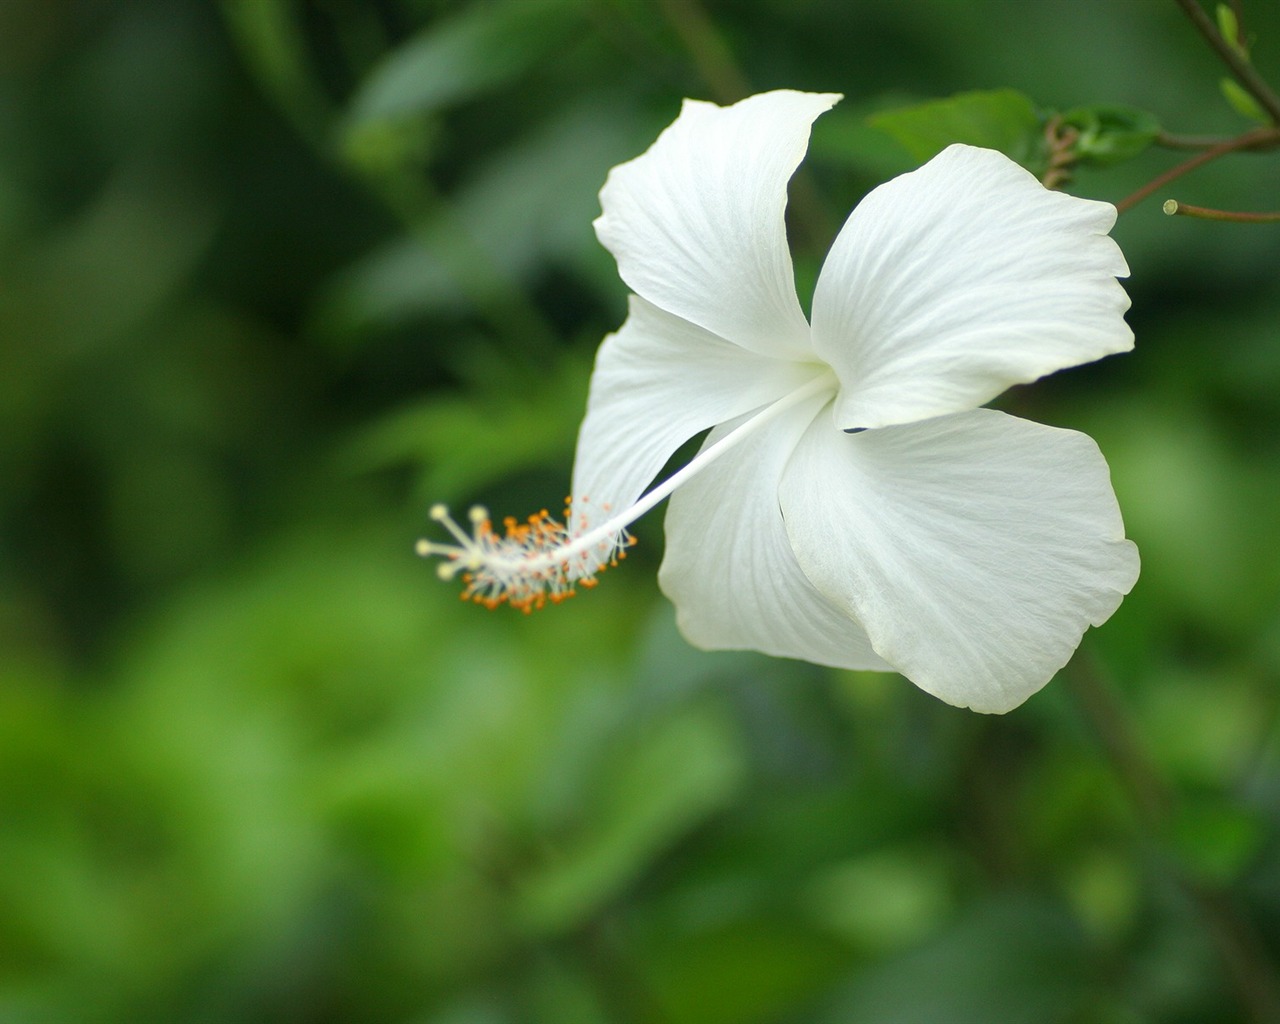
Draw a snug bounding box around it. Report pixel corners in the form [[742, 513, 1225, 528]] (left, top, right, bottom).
[[811, 144, 1133, 430], [594, 90, 839, 361], [570, 295, 817, 539], [780, 409, 1139, 713], [658, 395, 893, 672]]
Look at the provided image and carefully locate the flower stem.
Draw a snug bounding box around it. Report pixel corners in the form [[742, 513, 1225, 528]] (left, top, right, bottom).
[[1114, 126, 1280, 214], [1163, 199, 1280, 222], [1174, 0, 1280, 124]]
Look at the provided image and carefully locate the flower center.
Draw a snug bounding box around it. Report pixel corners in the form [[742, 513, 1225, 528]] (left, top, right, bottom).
[[417, 370, 836, 612]]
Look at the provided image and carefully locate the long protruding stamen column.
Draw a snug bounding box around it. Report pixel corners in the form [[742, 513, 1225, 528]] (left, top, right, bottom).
[[417, 371, 836, 611], [556, 372, 835, 569]]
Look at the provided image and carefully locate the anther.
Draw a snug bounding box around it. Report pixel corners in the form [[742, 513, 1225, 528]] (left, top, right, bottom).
[[415, 497, 634, 613]]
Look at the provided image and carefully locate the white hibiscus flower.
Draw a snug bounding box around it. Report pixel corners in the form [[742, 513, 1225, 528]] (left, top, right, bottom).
[[420, 89, 1139, 714]]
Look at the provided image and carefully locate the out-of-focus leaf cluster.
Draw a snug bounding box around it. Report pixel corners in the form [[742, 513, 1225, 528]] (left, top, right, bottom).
[[2, 0, 1280, 1022], [870, 90, 1163, 179]]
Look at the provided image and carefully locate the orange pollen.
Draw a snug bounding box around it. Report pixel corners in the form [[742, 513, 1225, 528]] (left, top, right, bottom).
[[415, 499, 636, 612]]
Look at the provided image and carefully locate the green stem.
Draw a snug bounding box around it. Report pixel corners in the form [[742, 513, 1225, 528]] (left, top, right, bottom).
[[1175, 0, 1280, 124]]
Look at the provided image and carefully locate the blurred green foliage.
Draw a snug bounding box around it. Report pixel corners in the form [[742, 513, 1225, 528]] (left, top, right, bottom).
[[2, 1, 1280, 1022]]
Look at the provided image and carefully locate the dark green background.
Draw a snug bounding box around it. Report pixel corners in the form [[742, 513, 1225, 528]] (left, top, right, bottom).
[[3, 1, 1280, 1021]]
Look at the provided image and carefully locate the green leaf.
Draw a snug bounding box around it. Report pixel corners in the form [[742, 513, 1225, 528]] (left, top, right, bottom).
[[337, 348, 591, 502], [1221, 77, 1270, 123], [643, 918, 849, 1024], [220, 0, 331, 140], [814, 895, 1095, 1024], [805, 848, 953, 952], [1060, 104, 1162, 165], [344, 0, 582, 130], [321, 99, 634, 333], [809, 105, 920, 179], [1170, 800, 1264, 885], [868, 89, 1041, 165], [1215, 3, 1249, 59], [515, 706, 744, 935]]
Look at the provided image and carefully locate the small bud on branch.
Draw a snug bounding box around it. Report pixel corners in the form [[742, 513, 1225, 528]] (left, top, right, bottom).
[[1163, 198, 1280, 222]]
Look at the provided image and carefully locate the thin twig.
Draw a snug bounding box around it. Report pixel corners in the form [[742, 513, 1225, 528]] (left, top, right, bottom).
[[1115, 126, 1280, 214], [1163, 199, 1280, 222], [1174, 0, 1280, 124], [1156, 129, 1280, 150]]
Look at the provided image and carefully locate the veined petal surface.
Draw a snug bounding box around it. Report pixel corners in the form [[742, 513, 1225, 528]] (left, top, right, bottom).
[[658, 397, 892, 672], [594, 90, 839, 361], [811, 144, 1133, 430], [570, 295, 817, 549], [780, 409, 1139, 712]]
